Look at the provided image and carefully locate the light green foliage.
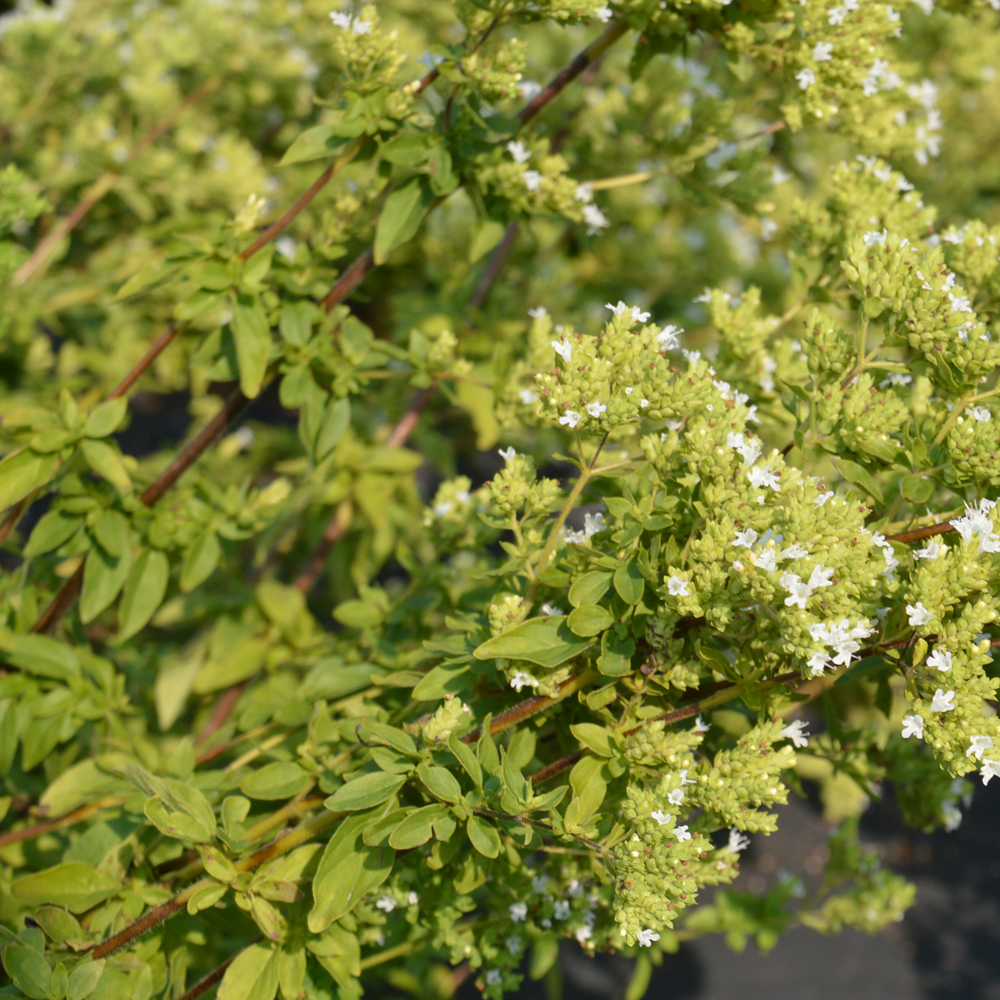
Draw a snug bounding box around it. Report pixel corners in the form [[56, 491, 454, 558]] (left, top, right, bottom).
[[4, 0, 1000, 997]]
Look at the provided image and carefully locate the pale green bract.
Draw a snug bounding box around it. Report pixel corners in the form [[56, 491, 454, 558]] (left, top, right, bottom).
[[1, 0, 999, 997]]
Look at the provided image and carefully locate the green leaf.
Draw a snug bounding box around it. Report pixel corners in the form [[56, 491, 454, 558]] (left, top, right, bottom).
[[469, 219, 506, 263], [114, 257, 181, 300], [315, 397, 351, 462], [373, 177, 434, 265], [380, 132, 435, 166], [67, 961, 105, 1000], [2, 944, 51, 1000], [324, 771, 407, 812], [447, 735, 482, 788], [79, 438, 131, 492], [568, 570, 613, 608], [92, 507, 127, 557], [570, 722, 616, 757], [22, 509, 83, 557], [217, 943, 279, 1000], [597, 631, 634, 677], [277, 946, 306, 1000], [900, 474, 934, 504], [473, 617, 592, 667], [416, 764, 462, 803], [309, 813, 394, 932], [280, 125, 347, 166], [613, 562, 645, 605], [80, 543, 132, 624], [388, 804, 449, 849], [118, 548, 170, 641], [832, 457, 884, 505], [240, 762, 312, 801], [4, 634, 80, 681], [83, 398, 128, 439], [567, 604, 615, 637], [361, 721, 417, 755], [466, 814, 500, 858], [412, 664, 469, 700], [232, 296, 272, 399], [118, 763, 218, 843], [11, 862, 120, 913], [333, 599, 385, 629], [180, 530, 221, 592], [0, 448, 59, 511]]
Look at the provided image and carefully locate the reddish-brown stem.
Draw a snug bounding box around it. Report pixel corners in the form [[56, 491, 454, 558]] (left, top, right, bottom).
[[32, 387, 253, 635], [0, 798, 119, 848], [176, 945, 255, 1000], [469, 222, 520, 309], [884, 521, 955, 544], [0, 496, 29, 549], [318, 21, 627, 312], [13, 77, 223, 285], [194, 683, 245, 746], [322, 246, 375, 312], [140, 387, 251, 506], [107, 324, 182, 400], [293, 385, 434, 593], [460, 670, 594, 745]]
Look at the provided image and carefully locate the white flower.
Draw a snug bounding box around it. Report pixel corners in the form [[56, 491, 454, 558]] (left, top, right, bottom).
[[520, 80, 543, 100], [907, 602, 933, 626], [967, 735, 994, 761], [510, 672, 539, 692], [781, 543, 809, 560], [631, 306, 651, 323], [931, 689, 955, 712], [808, 652, 832, 676], [971, 406, 992, 423], [814, 490, 835, 507], [329, 10, 353, 28], [780, 572, 812, 609], [532, 875, 550, 894], [330, 11, 373, 33], [651, 809, 671, 826], [375, 895, 397, 912], [275, 236, 298, 262], [574, 924, 593, 943], [947, 292, 973, 314], [666, 788, 684, 805], [795, 68, 816, 90], [586, 401, 607, 419], [486, 970, 502, 986], [541, 603, 563, 616], [813, 41, 833, 61], [732, 527, 759, 549], [747, 466, 781, 492], [559, 410, 581, 429], [666, 419, 684, 431], [507, 140, 531, 164], [551, 337, 572, 362], [523, 170, 543, 192], [772, 165, 793, 185], [574, 183, 593, 203], [863, 229, 888, 247], [656, 325, 682, 349], [606, 301, 629, 317], [507, 936, 524, 956], [828, 4, 847, 23], [694, 715, 710, 733], [674, 825, 692, 842], [732, 559, 745, 572], [509, 902, 528, 922], [667, 575, 690, 596], [553, 900, 571, 920], [408, 891, 419, 905], [682, 350, 702, 366], [520, 388, 539, 404], [637, 929, 660, 947], [679, 768, 695, 785], [901, 713, 925, 739], [807, 565, 834, 590], [927, 648, 952, 672], [981, 760, 1000, 785], [595, 5, 614, 21], [528, 305, 548, 319], [942, 801, 962, 831], [583, 203, 609, 234], [914, 540, 944, 560], [728, 828, 750, 853], [780, 719, 810, 747], [640, 399, 649, 408], [753, 548, 777, 573], [498, 447, 517, 463], [434, 502, 453, 518]]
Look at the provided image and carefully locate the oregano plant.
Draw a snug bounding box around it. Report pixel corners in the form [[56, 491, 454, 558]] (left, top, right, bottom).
[[2, 0, 1000, 997]]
